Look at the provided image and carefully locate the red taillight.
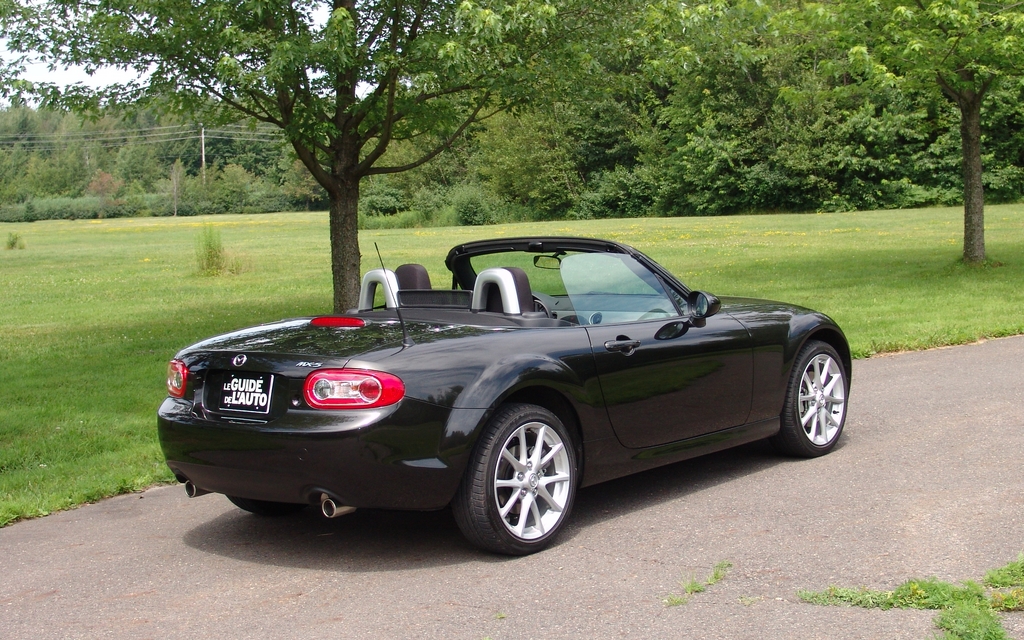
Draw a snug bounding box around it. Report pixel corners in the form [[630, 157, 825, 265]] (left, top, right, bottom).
[[303, 369, 404, 409], [167, 360, 188, 398], [310, 316, 366, 328]]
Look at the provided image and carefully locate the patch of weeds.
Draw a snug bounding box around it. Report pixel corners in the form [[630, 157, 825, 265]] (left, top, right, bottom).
[[195, 225, 250, 275], [738, 595, 762, 606], [707, 560, 733, 585], [662, 594, 687, 607], [798, 578, 988, 611], [683, 577, 705, 596], [5, 232, 25, 249], [662, 560, 732, 607], [224, 251, 253, 275], [935, 604, 1007, 640], [799, 585, 900, 609], [984, 554, 1024, 588], [800, 555, 1024, 639], [195, 225, 225, 275], [494, 612, 506, 620], [990, 589, 1024, 612]]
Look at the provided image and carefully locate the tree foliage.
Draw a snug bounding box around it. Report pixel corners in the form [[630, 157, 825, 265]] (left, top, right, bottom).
[[839, 0, 1024, 261], [4, 0, 618, 310], [5, 0, 1024, 267]]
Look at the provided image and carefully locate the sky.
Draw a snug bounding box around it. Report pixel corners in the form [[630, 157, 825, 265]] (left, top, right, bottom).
[[18, 61, 132, 88], [4, 3, 332, 92], [1, 37, 137, 93]]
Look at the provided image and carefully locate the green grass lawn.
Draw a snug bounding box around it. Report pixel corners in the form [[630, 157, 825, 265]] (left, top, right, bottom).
[[2, 205, 1023, 526]]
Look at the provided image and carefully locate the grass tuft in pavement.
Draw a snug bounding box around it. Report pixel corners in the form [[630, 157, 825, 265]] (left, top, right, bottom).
[[800, 555, 1024, 639], [663, 560, 732, 606]]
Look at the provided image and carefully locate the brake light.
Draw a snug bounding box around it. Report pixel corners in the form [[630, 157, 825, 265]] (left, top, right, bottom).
[[303, 369, 405, 409], [310, 316, 366, 328], [167, 360, 188, 398]]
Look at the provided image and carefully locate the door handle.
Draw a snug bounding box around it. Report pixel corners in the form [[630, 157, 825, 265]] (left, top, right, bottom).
[[604, 337, 640, 356]]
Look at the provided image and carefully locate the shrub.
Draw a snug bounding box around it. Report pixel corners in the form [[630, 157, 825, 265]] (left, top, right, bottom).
[[5, 232, 25, 250], [570, 166, 657, 220], [409, 185, 448, 218], [451, 184, 492, 226], [360, 185, 407, 216]]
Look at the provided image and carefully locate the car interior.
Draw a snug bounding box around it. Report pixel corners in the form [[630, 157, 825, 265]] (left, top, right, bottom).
[[354, 248, 685, 328]]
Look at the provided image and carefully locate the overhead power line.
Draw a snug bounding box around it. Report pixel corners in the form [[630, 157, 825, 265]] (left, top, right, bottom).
[[0, 123, 284, 150], [0, 124, 191, 141]]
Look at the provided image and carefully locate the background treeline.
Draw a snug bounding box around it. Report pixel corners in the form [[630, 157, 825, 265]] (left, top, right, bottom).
[[4, 22, 1024, 226], [0, 103, 322, 222]]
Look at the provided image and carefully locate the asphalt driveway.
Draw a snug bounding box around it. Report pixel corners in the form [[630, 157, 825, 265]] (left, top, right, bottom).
[[2, 337, 1023, 639]]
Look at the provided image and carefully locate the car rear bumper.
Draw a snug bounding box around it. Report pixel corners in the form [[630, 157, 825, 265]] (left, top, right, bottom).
[[157, 396, 465, 510]]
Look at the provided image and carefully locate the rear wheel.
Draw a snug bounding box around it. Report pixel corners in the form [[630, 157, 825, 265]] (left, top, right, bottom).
[[453, 403, 577, 555], [226, 496, 307, 517], [770, 340, 848, 457]]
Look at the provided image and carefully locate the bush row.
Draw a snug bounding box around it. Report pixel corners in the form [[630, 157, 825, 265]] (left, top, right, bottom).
[[0, 192, 301, 223]]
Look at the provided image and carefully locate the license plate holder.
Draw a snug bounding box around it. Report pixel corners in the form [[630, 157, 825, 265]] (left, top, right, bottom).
[[218, 372, 274, 414]]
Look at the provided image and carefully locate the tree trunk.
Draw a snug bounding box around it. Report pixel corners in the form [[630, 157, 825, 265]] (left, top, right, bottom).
[[328, 178, 362, 313], [959, 95, 986, 263]]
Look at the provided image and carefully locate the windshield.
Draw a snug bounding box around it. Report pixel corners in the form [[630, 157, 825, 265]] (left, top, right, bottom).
[[560, 253, 679, 325]]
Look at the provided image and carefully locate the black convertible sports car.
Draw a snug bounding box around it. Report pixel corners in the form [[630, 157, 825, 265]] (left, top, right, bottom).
[[158, 236, 850, 555]]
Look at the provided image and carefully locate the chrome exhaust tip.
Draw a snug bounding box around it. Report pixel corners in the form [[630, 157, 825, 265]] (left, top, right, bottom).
[[184, 481, 210, 498], [320, 493, 356, 518]]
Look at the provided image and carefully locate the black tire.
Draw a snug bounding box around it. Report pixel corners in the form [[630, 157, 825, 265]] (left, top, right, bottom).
[[226, 496, 307, 517], [452, 403, 578, 555], [770, 340, 848, 457]]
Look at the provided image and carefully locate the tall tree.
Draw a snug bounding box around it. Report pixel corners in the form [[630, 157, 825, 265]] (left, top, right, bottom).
[[845, 0, 1024, 263], [3, 0, 611, 310]]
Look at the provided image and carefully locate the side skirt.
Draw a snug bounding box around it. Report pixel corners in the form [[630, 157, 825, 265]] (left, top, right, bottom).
[[579, 418, 780, 488]]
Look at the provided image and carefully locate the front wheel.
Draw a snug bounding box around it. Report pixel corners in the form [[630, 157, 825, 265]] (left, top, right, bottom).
[[769, 340, 848, 457], [452, 403, 578, 555]]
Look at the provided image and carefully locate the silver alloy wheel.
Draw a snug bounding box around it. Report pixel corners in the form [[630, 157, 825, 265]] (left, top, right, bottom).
[[493, 420, 572, 540], [798, 353, 846, 446]]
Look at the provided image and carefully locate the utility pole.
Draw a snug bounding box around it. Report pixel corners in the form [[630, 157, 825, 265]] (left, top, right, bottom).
[[200, 123, 206, 185], [171, 159, 183, 217]]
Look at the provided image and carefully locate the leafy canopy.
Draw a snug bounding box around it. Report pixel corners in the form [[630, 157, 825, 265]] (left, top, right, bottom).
[[3, 0, 604, 184]]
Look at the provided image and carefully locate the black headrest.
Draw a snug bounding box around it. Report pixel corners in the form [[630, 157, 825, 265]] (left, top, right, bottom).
[[395, 264, 432, 290], [504, 267, 534, 314]]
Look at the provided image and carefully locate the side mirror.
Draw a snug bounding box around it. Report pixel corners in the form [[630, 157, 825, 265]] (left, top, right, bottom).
[[687, 290, 720, 327], [657, 291, 721, 339]]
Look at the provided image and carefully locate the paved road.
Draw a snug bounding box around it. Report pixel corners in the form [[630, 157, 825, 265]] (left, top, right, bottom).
[[3, 337, 1024, 639]]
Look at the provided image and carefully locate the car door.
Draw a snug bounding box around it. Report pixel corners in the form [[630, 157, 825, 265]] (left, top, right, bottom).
[[561, 253, 753, 449]]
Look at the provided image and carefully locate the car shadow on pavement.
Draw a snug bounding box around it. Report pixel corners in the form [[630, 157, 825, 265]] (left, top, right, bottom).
[[182, 438, 829, 571]]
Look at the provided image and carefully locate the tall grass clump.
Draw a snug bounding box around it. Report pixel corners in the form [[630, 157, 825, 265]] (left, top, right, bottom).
[[5, 232, 25, 249], [195, 225, 225, 275], [194, 225, 251, 275]]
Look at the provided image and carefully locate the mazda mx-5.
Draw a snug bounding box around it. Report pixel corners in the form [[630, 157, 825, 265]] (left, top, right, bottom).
[[158, 236, 850, 555]]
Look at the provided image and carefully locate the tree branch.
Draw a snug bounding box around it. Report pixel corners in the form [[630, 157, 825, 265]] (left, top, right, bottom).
[[364, 94, 491, 176], [292, 141, 336, 195]]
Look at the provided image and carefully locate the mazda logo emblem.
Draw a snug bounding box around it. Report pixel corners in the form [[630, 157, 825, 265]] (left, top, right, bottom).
[[232, 354, 247, 367]]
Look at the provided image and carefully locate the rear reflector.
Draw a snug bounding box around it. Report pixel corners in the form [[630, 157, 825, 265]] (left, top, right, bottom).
[[310, 316, 365, 328], [167, 360, 188, 398], [303, 369, 405, 409]]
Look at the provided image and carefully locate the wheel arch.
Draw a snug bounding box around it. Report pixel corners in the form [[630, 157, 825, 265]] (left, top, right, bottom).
[[803, 326, 852, 385], [502, 385, 585, 473], [437, 355, 593, 486]]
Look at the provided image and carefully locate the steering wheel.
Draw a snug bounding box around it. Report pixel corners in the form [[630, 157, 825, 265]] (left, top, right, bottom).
[[637, 308, 670, 321], [532, 295, 551, 317]]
